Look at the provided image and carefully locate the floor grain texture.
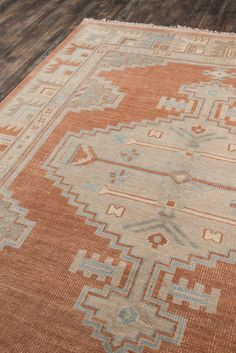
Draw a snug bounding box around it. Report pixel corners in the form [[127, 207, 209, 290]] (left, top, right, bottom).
[[0, 0, 236, 101]]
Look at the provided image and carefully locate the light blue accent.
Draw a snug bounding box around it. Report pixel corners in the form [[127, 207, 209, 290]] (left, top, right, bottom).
[[208, 89, 218, 96], [227, 108, 236, 119], [162, 99, 189, 111], [83, 181, 99, 192], [74, 284, 187, 353], [171, 284, 208, 305], [119, 306, 138, 325], [113, 134, 126, 144], [87, 33, 106, 44], [146, 251, 236, 307], [142, 33, 174, 47], [78, 257, 116, 280], [0, 188, 35, 250]]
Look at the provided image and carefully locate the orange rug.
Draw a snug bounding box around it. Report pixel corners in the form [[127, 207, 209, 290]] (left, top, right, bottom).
[[0, 19, 236, 353]]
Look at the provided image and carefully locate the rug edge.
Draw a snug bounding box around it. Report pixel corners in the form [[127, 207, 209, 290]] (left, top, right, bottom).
[[1, 17, 235, 107], [83, 18, 236, 37]]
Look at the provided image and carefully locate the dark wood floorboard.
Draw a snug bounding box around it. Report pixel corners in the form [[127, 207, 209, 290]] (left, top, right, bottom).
[[0, 0, 236, 101]]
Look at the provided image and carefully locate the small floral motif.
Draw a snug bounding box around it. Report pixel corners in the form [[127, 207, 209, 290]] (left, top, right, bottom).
[[118, 306, 138, 325], [120, 148, 139, 162], [109, 169, 127, 185], [148, 233, 167, 249], [191, 125, 206, 134]]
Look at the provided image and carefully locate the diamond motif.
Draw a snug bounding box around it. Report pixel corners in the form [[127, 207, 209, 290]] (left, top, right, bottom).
[[170, 171, 192, 184]]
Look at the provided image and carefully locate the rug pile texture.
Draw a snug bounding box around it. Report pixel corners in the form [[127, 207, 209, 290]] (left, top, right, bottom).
[[0, 19, 236, 353]]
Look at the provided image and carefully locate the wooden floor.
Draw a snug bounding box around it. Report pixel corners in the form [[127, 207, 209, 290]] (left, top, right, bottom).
[[1, 0, 236, 101]]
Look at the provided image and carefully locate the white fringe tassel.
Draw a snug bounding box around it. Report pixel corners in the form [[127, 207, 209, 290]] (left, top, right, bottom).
[[83, 18, 236, 37]]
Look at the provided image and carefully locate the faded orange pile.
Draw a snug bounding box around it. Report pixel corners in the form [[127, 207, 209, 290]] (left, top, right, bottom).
[[0, 19, 236, 353]]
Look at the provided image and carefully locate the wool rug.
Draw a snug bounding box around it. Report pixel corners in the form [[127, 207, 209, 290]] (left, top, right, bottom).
[[0, 19, 236, 353]]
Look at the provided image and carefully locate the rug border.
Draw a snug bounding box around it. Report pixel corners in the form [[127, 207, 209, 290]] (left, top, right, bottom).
[[0, 20, 87, 108], [0, 18, 235, 108]]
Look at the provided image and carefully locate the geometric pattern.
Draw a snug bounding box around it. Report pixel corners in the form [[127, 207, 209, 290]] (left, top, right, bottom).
[[0, 191, 35, 250], [44, 77, 236, 352], [0, 19, 236, 353]]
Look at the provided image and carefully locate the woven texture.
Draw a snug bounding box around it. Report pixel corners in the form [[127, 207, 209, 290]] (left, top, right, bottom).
[[0, 19, 236, 353]]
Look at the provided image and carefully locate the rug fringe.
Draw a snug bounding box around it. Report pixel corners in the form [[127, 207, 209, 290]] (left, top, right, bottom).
[[83, 18, 236, 37]]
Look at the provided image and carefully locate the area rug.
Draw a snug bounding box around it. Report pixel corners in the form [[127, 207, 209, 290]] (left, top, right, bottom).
[[0, 19, 236, 353]]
